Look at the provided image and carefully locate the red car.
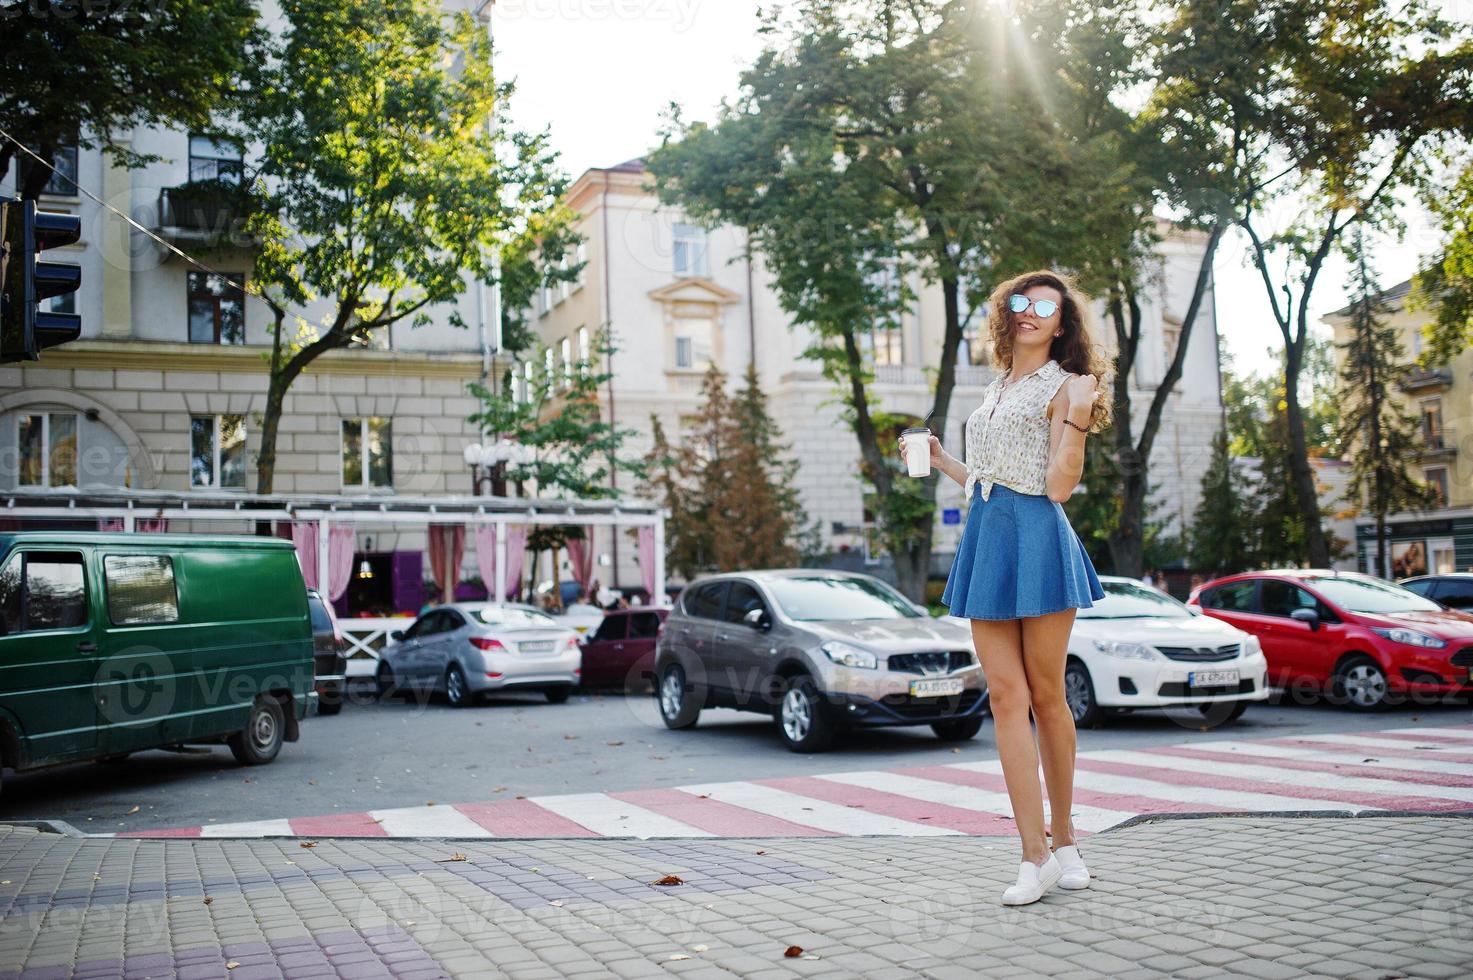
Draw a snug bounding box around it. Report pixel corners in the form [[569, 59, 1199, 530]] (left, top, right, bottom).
[[1187, 569, 1473, 710], [577, 606, 668, 692]]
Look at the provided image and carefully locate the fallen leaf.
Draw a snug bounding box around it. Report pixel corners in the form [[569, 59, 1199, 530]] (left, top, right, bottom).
[[493, 786, 508, 792], [845, 804, 864, 809], [549, 900, 564, 907], [668, 954, 691, 961], [698, 793, 710, 799], [300, 842, 316, 849], [951, 747, 960, 753], [692, 944, 708, 952], [226, 962, 240, 970], [754, 850, 764, 855], [307, 779, 317, 786], [434, 853, 468, 863], [651, 874, 683, 886], [564, 734, 579, 740], [426, 801, 436, 806], [126, 806, 140, 815], [651, 755, 666, 760], [516, 794, 527, 800], [203, 896, 213, 905], [783, 945, 803, 958]]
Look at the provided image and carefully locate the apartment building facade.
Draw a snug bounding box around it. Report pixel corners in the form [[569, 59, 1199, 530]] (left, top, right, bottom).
[[1324, 279, 1473, 577], [528, 158, 1228, 587]]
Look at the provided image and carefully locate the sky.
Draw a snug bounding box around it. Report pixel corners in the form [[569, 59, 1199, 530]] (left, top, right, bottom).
[[489, 1, 1461, 382]]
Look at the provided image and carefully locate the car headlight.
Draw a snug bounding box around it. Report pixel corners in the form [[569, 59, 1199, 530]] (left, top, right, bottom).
[[1092, 639, 1157, 661], [821, 640, 877, 669], [1241, 634, 1262, 657], [1372, 627, 1446, 649]]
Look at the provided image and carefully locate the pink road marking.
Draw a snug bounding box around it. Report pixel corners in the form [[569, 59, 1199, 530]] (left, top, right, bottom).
[[1149, 744, 1473, 789], [753, 774, 1022, 835], [1074, 757, 1468, 812], [607, 788, 842, 837], [289, 812, 389, 837], [454, 799, 603, 837], [1358, 730, 1473, 746], [115, 826, 202, 838], [903, 764, 1233, 821], [1255, 736, 1473, 765]]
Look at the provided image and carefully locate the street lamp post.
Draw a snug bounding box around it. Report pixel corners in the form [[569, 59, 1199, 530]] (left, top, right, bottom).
[[463, 440, 528, 497]]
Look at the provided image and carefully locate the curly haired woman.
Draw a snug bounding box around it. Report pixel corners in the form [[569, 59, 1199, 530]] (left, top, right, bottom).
[[899, 269, 1110, 906]]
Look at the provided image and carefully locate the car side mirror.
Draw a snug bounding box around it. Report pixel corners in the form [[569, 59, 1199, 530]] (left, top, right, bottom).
[[1187, 606, 1204, 616], [389, 630, 405, 642], [743, 607, 771, 631], [1290, 608, 1320, 631]]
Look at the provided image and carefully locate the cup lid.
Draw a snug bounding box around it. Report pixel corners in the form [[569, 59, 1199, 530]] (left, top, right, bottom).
[[900, 426, 929, 434]]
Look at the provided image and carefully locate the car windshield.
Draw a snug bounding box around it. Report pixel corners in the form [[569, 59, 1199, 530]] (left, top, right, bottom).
[[1077, 580, 1194, 620], [765, 575, 921, 621], [474, 606, 558, 627], [1305, 577, 1442, 614]]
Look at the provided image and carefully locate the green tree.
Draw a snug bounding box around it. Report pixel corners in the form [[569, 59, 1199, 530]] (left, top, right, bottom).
[[648, 0, 1140, 599], [640, 415, 710, 581], [1190, 429, 1258, 574], [1210, 0, 1473, 566], [243, 0, 576, 493], [0, 0, 259, 198], [1413, 156, 1473, 364], [1337, 227, 1438, 577]]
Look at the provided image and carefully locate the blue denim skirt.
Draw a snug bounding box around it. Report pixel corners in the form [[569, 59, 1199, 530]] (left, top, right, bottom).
[[941, 481, 1105, 620]]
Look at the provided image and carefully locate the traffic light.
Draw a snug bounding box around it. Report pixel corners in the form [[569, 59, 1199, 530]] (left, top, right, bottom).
[[1, 199, 82, 362]]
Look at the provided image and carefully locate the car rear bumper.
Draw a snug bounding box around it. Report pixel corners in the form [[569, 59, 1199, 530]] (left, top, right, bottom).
[[470, 650, 581, 691]]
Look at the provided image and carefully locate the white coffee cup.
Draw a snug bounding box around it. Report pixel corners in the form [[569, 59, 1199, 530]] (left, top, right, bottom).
[[901, 427, 930, 477]]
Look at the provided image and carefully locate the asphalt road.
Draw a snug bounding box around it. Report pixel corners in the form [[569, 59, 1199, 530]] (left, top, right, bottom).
[[3, 683, 1470, 833]]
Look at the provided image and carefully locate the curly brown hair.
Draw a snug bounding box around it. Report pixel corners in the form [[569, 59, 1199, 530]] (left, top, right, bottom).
[[986, 269, 1112, 432]]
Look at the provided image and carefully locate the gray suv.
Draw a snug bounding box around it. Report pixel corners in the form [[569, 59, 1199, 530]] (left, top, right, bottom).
[[653, 570, 989, 751]]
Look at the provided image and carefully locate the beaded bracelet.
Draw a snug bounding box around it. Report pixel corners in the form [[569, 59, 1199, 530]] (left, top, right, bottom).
[[1063, 418, 1089, 434]]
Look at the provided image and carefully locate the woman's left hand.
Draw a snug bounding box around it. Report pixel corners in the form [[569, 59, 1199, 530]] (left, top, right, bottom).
[[1065, 372, 1099, 409]]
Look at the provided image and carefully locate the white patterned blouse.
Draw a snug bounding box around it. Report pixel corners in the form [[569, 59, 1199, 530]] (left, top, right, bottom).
[[962, 358, 1073, 502]]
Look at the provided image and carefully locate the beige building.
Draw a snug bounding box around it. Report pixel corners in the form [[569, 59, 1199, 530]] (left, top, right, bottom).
[[1324, 279, 1473, 577], [527, 158, 1228, 586]]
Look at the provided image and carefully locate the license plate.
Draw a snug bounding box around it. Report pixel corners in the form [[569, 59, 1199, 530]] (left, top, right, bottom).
[[519, 641, 555, 654], [910, 677, 965, 698], [1188, 669, 1238, 687]]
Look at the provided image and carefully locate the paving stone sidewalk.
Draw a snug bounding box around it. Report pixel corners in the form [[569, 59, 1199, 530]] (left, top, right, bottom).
[[0, 814, 1469, 979]]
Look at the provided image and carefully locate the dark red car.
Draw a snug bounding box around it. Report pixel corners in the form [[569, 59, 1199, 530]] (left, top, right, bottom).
[[577, 606, 668, 692], [1187, 569, 1473, 710]]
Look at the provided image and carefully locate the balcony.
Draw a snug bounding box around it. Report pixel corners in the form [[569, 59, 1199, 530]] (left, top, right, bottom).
[[1401, 367, 1452, 393], [156, 179, 258, 248], [1418, 425, 1457, 461]]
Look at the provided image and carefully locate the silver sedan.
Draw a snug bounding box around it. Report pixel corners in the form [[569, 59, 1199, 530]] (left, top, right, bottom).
[[377, 602, 582, 706]]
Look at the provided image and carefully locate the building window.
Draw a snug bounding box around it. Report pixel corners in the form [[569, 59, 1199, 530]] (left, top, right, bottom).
[[673, 222, 708, 277], [557, 254, 571, 303], [1426, 466, 1449, 507], [523, 361, 534, 402], [574, 242, 588, 290], [190, 414, 247, 489], [543, 346, 555, 384], [577, 326, 590, 377], [1421, 398, 1444, 450], [17, 413, 78, 488], [959, 299, 989, 366], [861, 259, 905, 366], [560, 337, 573, 389], [188, 135, 243, 183], [42, 144, 78, 196], [342, 417, 392, 490], [187, 271, 245, 344], [539, 275, 553, 317], [672, 316, 714, 370]]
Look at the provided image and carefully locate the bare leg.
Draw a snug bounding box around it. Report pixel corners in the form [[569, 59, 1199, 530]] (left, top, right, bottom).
[[970, 617, 1049, 866], [1022, 608, 1079, 848]]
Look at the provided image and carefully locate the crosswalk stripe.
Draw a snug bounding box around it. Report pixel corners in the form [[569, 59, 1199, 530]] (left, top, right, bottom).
[[453, 800, 602, 838], [956, 758, 1369, 812], [1173, 738, 1473, 778], [679, 780, 961, 836], [199, 818, 294, 838], [527, 792, 715, 838], [1372, 728, 1473, 744], [1263, 734, 1473, 768], [368, 804, 494, 838], [757, 773, 1020, 835], [1382, 725, 1473, 740], [1147, 744, 1473, 789], [289, 812, 388, 837], [606, 787, 843, 837], [915, 763, 1205, 827], [1079, 749, 1473, 806], [809, 770, 1098, 833]]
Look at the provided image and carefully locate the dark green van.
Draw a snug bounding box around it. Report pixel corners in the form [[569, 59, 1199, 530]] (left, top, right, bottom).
[[0, 532, 314, 790]]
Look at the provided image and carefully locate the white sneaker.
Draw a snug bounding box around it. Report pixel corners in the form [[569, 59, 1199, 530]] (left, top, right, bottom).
[[1000, 853, 1062, 906], [1052, 843, 1090, 889]]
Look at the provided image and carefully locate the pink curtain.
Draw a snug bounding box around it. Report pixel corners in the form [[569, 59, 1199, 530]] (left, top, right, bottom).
[[474, 524, 528, 600], [565, 525, 596, 592], [325, 526, 355, 602], [637, 526, 657, 605], [290, 521, 320, 590], [427, 524, 466, 603]]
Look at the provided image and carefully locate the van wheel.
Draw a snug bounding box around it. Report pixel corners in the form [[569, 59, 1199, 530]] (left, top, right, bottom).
[[1065, 660, 1106, 728], [544, 686, 572, 704], [375, 662, 397, 700], [932, 716, 985, 741], [658, 664, 701, 729], [445, 664, 472, 708], [229, 698, 285, 766], [777, 674, 834, 753], [1334, 655, 1391, 711]]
